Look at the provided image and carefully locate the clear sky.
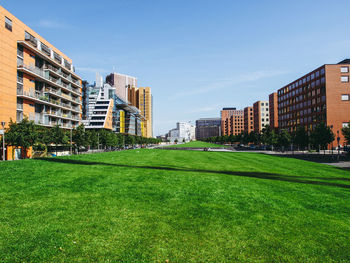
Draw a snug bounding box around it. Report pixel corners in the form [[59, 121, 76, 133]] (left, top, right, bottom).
[[2, 0, 350, 136]]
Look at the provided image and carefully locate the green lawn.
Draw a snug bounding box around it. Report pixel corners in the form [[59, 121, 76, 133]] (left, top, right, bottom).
[[166, 141, 226, 148], [1, 150, 350, 262]]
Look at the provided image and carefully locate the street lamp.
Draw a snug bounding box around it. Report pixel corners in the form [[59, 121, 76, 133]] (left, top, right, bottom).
[[1, 121, 5, 161], [330, 125, 333, 157]]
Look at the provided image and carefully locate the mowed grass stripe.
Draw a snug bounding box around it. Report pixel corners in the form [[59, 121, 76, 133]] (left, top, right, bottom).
[[0, 149, 349, 262]]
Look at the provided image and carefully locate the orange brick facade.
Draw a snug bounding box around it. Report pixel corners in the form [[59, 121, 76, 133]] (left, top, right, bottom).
[[244, 106, 254, 133], [277, 61, 350, 146], [221, 108, 243, 136]]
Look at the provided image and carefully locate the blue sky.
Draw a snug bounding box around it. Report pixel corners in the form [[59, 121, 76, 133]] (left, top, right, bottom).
[[2, 0, 350, 136]]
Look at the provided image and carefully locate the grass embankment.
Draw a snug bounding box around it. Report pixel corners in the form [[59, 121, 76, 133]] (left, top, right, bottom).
[[0, 150, 350, 262], [166, 141, 226, 148]]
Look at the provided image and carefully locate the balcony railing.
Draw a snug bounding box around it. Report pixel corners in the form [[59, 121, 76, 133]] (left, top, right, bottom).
[[17, 48, 23, 58], [17, 103, 23, 110], [45, 64, 59, 72]]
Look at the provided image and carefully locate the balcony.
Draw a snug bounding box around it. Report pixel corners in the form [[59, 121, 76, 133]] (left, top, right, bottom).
[[17, 103, 23, 110], [17, 40, 82, 80], [17, 48, 23, 58], [17, 62, 82, 97]]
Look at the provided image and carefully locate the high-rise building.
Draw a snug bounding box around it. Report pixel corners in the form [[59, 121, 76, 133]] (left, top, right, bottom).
[[0, 5, 82, 130], [195, 118, 221, 140], [269, 92, 278, 130], [253, 101, 269, 133], [105, 73, 137, 102], [277, 59, 350, 146], [138, 87, 153, 138], [244, 107, 254, 133]]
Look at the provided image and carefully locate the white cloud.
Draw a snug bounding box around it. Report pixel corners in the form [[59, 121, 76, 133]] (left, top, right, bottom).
[[36, 20, 70, 29], [172, 70, 289, 98]]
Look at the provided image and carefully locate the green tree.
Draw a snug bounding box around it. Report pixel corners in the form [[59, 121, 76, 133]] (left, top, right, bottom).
[[342, 121, 350, 145], [294, 126, 309, 150], [50, 124, 69, 156], [72, 124, 86, 154], [5, 117, 39, 159], [310, 123, 335, 151], [277, 129, 291, 150]]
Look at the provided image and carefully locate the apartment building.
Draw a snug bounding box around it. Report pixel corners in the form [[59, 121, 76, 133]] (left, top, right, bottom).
[[253, 101, 269, 133], [221, 107, 243, 135], [167, 122, 195, 143], [0, 6, 82, 131], [269, 92, 278, 130], [278, 59, 350, 146], [228, 110, 244, 135], [244, 106, 254, 133], [195, 118, 221, 140]]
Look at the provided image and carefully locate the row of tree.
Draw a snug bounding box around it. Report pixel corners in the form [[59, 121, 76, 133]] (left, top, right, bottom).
[[203, 123, 350, 150], [4, 118, 161, 158]]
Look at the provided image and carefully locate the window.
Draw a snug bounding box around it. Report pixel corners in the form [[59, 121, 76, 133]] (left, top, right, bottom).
[[341, 76, 349, 82], [341, 95, 349, 101], [341, 66, 349, 73], [5, 16, 12, 31], [343, 122, 349, 128]]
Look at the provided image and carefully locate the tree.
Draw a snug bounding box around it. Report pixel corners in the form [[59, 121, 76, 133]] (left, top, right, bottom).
[[310, 123, 335, 151], [50, 124, 68, 156], [174, 138, 178, 144], [72, 124, 86, 154], [5, 117, 39, 159], [182, 138, 186, 143], [342, 121, 350, 145], [294, 126, 309, 150], [277, 129, 291, 151]]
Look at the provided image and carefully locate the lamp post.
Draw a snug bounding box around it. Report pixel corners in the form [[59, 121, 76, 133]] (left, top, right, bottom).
[[337, 130, 340, 162], [330, 125, 334, 157], [1, 121, 5, 161]]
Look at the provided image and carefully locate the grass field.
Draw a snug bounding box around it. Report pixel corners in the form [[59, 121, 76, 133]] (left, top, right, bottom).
[[166, 141, 226, 148], [1, 149, 350, 262]]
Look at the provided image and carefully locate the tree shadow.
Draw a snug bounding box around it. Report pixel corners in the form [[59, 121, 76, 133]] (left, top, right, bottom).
[[38, 157, 350, 189]]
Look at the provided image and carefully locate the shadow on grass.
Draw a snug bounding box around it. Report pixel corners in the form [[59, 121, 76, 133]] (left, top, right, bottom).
[[38, 157, 350, 189]]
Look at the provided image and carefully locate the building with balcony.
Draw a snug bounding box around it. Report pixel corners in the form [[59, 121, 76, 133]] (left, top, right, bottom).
[[137, 87, 153, 138], [0, 5, 82, 130], [195, 118, 221, 140], [277, 59, 350, 146], [253, 101, 269, 133]]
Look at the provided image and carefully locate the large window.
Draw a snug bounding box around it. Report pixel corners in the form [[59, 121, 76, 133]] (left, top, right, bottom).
[[5, 16, 12, 31], [341, 66, 349, 73], [341, 95, 349, 101], [341, 76, 349, 82]]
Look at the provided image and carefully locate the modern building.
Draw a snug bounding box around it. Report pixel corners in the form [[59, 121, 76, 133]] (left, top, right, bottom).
[[220, 108, 243, 135], [244, 106, 254, 133], [269, 92, 278, 130], [83, 74, 144, 136], [277, 59, 350, 146], [137, 87, 153, 138], [253, 101, 269, 133], [195, 118, 221, 140], [0, 5, 82, 131], [167, 122, 195, 143]]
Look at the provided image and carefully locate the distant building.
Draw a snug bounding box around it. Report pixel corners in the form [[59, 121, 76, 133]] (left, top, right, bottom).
[[253, 101, 269, 133], [244, 107, 254, 134], [220, 108, 244, 135], [195, 118, 221, 140], [269, 92, 278, 130], [167, 122, 195, 143]]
